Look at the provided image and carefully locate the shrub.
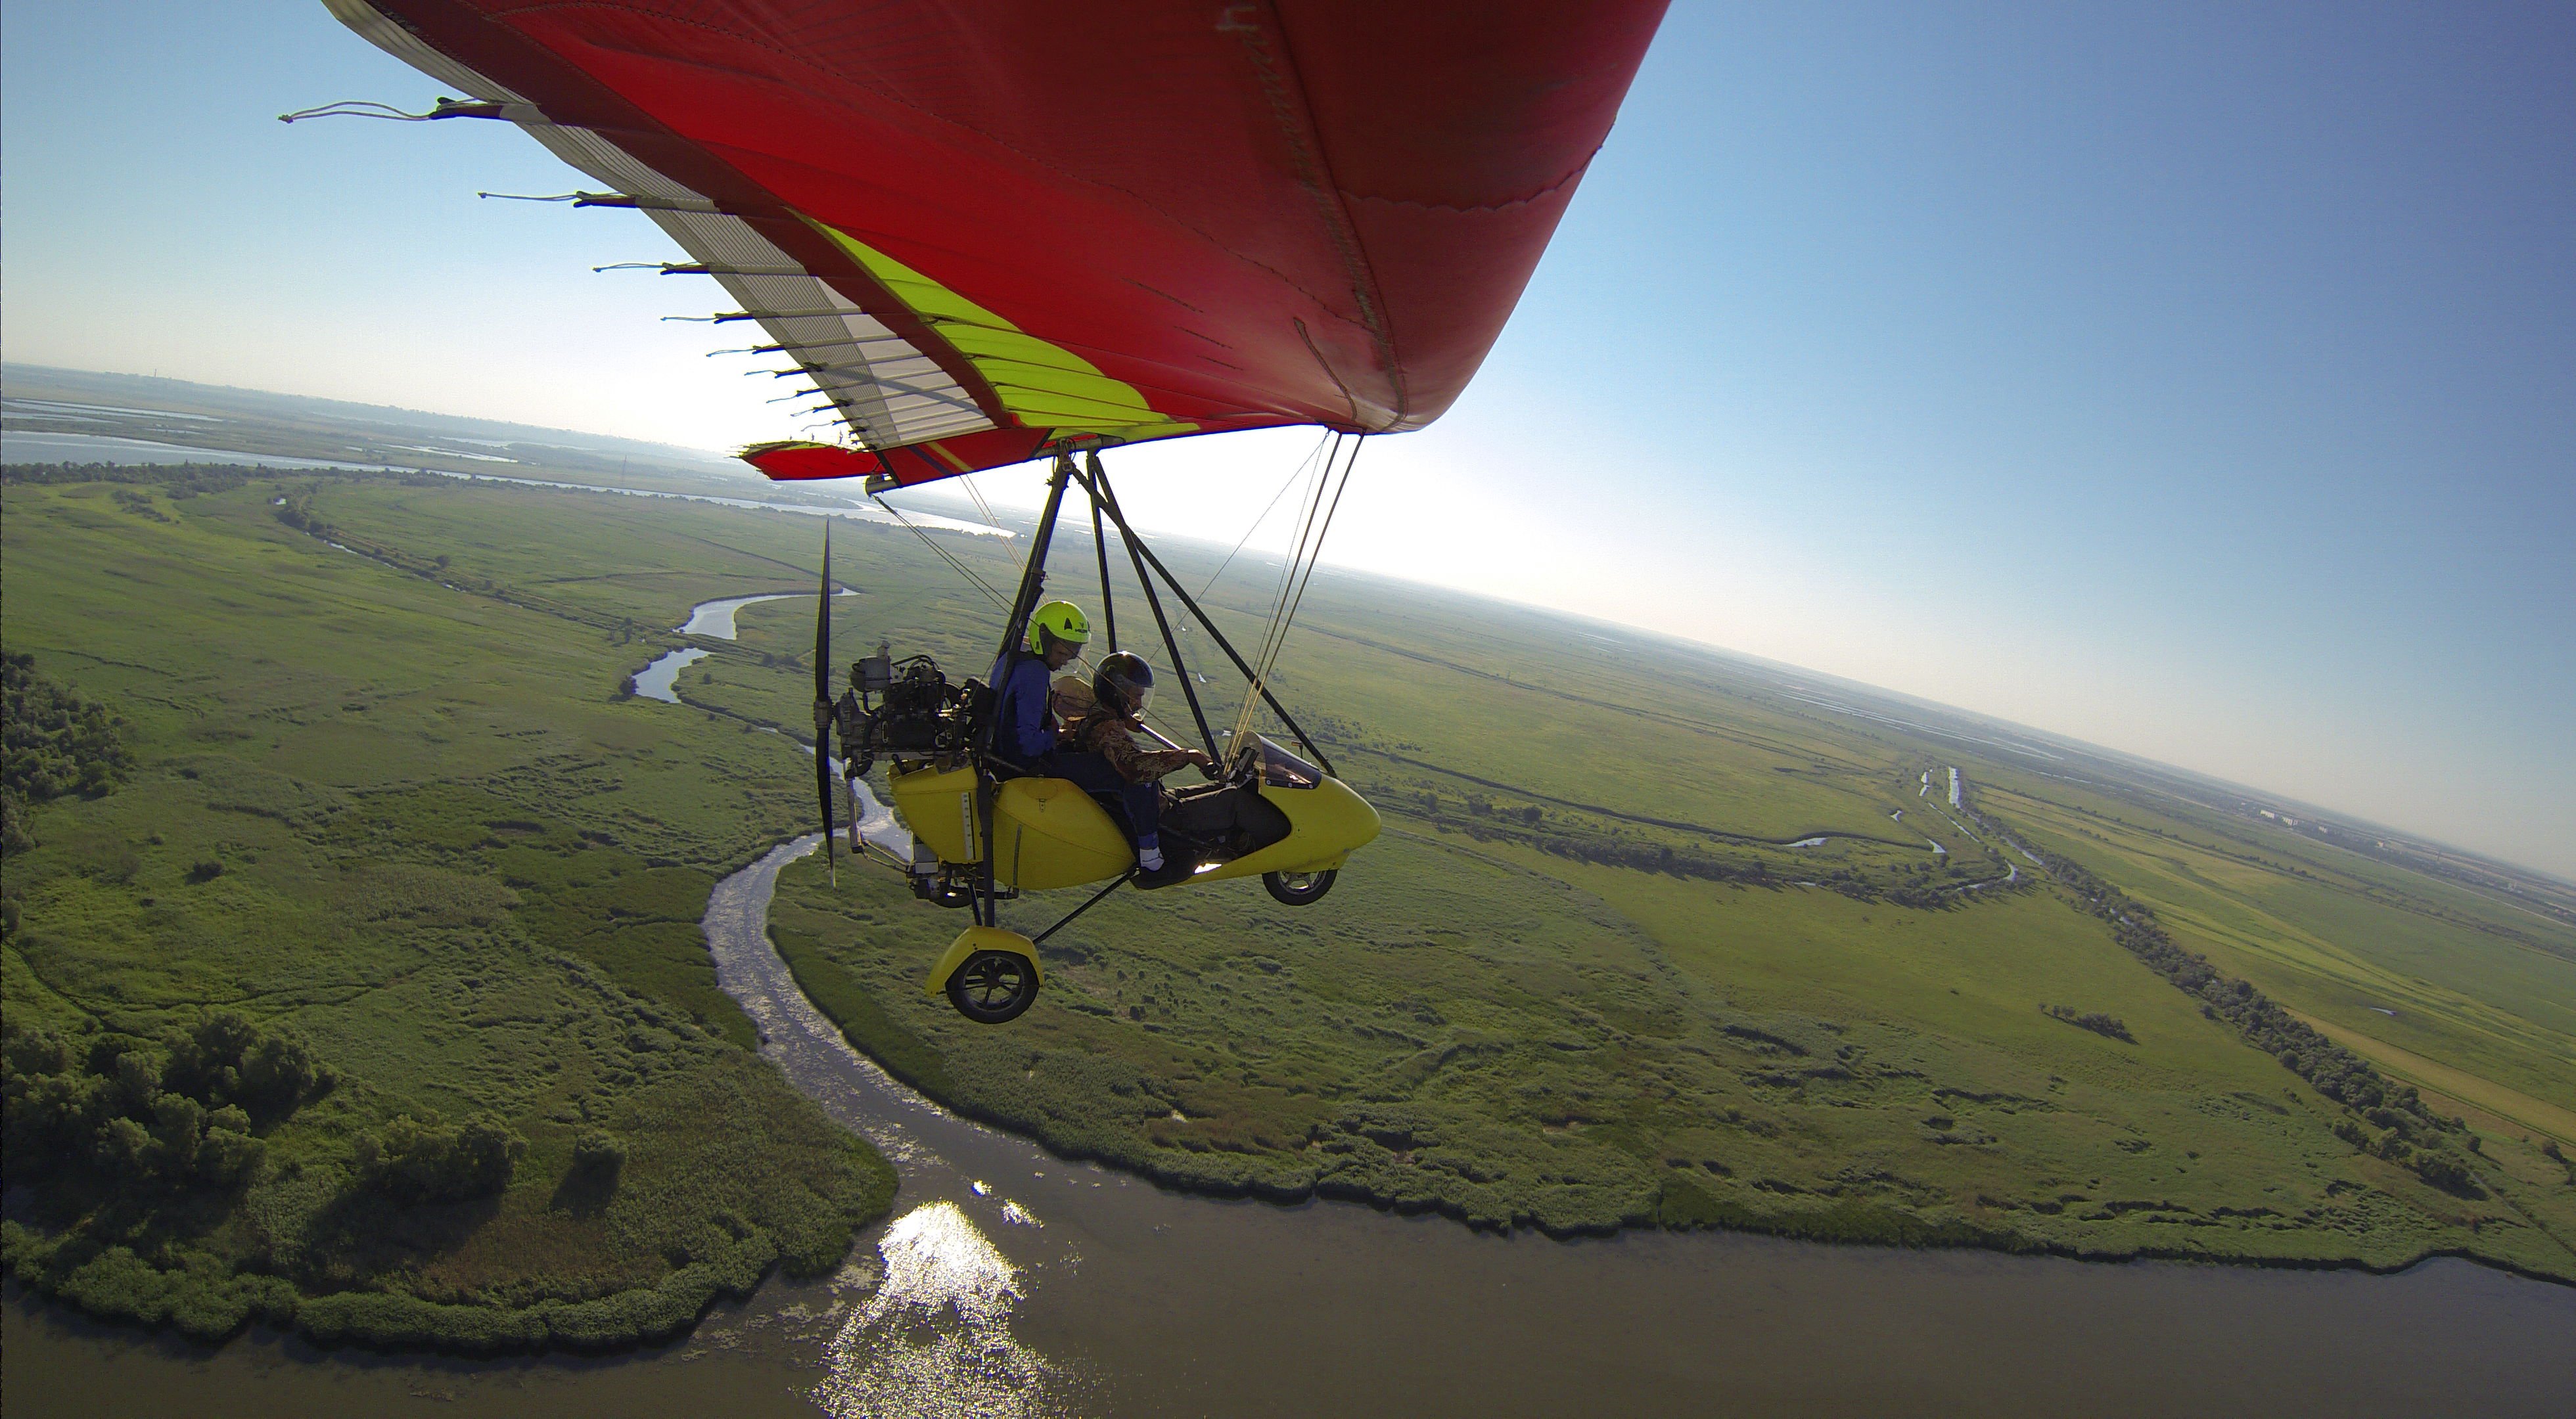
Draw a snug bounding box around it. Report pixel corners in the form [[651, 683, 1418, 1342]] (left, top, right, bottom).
[[570, 1130, 627, 1179], [163, 1011, 334, 1122], [1, 792, 29, 854], [2412, 1150, 2477, 1194], [355, 1114, 525, 1205], [2040, 1004, 2134, 1043]]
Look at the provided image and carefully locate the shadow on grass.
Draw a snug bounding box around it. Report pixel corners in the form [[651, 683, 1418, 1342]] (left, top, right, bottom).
[[547, 1165, 621, 1221], [300, 1189, 505, 1281]]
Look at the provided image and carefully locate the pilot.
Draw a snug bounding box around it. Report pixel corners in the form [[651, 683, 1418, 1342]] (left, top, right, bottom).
[[988, 600, 1089, 774], [1057, 651, 1212, 884]]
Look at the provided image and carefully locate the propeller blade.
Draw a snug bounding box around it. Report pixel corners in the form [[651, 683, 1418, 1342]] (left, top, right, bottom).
[[816, 522, 837, 884]]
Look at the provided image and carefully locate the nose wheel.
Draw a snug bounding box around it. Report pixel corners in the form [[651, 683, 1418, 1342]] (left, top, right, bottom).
[[946, 949, 1040, 1023], [1262, 868, 1337, 905]]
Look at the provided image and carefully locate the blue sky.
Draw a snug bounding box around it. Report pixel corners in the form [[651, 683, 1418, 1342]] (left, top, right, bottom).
[[4, 3, 2570, 876]]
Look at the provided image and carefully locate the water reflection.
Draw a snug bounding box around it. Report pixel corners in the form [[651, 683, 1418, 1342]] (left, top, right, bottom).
[[814, 1202, 1063, 1419]]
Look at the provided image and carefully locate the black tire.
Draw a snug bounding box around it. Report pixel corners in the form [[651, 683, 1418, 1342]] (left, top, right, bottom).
[[1262, 868, 1337, 906], [946, 949, 1040, 1024]]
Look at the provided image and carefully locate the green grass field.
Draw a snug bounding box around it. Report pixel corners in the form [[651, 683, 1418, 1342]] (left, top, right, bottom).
[[1, 468, 893, 1347], [747, 472, 2573, 1277], [7, 453, 2569, 1349]]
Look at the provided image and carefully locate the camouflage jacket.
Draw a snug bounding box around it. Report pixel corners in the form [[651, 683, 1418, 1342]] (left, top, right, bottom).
[[1069, 711, 1197, 784]]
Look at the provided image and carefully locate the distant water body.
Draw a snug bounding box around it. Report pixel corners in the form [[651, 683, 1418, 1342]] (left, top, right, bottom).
[[0, 430, 1007, 539], [0, 430, 419, 474]]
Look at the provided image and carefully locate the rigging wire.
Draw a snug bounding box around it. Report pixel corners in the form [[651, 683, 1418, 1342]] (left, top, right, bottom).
[[1261, 435, 1343, 666], [978, 458, 1071, 641], [962, 467, 1055, 613], [871, 496, 1010, 610], [1262, 435, 1339, 646], [1196, 429, 1334, 602], [1241, 435, 1335, 709], [1266, 439, 1360, 685], [1227, 434, 1363, 751], [958, 473, 1005, 534], [1247, 432, 1336, 688]]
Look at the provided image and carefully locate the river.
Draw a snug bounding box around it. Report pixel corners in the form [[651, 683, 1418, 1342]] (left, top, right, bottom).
[[7, 602, 2570, 1418], [633, 589, 856, 702]]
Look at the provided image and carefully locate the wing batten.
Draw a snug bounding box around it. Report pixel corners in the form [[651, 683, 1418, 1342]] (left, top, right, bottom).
[[327, 0, 1667, 484], [329, 0, 1013, 454]]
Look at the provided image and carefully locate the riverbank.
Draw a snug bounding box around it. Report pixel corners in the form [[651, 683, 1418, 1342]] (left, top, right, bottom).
[[9, 828, 2573, 1416], [765, 817, 2576, 1280], [765, 857, 2576, 1280]]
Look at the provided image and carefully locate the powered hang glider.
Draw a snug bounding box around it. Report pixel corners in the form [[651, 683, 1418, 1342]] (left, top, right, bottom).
[[321, 0, 1668, 1022]]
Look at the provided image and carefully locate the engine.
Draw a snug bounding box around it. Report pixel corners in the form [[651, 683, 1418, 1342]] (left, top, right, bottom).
[[832, 650, 985, 778]]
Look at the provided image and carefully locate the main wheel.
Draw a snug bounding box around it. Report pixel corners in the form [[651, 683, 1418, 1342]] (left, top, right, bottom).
[[1262, 868, 1337, 906], [946, 949, 1039, 1024]]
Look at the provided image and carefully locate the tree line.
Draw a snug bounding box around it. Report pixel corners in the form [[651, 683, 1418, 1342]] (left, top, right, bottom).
[[3, 1014, 333, 1197], [1393, 782, 2012, 909], [1956, 782, 2485, 1195], [1, 461, 258, 497], [2040, 1004, 2134, 1042], [4, 1012, 525, 1209]]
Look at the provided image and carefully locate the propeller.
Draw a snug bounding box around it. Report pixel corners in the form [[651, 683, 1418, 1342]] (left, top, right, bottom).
[[814, 522, 837, 885]]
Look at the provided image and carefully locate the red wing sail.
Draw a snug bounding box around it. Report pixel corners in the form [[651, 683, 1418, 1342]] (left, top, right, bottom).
[[327, 0, 1667, 485]]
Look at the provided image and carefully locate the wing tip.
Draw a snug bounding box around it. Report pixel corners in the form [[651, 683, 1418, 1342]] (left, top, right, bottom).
[[741, 441, 885, 482]]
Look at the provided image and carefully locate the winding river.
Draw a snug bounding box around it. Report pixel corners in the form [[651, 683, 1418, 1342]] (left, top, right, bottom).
[[7, 600, 2571, 1418]]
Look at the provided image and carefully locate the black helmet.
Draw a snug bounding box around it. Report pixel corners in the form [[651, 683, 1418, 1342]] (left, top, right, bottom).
[[1092, 651, 1156, 715]]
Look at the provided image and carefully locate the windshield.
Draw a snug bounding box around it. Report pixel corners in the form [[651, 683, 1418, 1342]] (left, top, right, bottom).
[[1258, 736, 1322, 789]]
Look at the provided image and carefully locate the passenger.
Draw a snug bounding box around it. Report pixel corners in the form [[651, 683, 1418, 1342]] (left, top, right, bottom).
[[1056, 651, 1212, 884], [986, 600, 1088, 774], [1049, 673, 1097, 731]]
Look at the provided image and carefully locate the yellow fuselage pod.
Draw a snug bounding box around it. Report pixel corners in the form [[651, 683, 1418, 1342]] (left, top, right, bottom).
[[886, 764, 1380, 890], [886, 765, 1134, 888], [886, 763, 980, 864], [1193, 774, 1380, 882]]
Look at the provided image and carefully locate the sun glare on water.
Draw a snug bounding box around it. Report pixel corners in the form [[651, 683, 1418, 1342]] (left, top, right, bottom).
[[813, 1201, 1063, 1418]]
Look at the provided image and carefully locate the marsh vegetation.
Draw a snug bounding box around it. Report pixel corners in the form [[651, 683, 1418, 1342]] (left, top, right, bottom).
[[4, 452, 2568, 1368], [1, 464, 892, 1347]]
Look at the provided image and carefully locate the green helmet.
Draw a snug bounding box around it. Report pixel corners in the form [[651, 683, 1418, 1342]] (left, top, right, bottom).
[[1026, 600, 1091, 654]]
